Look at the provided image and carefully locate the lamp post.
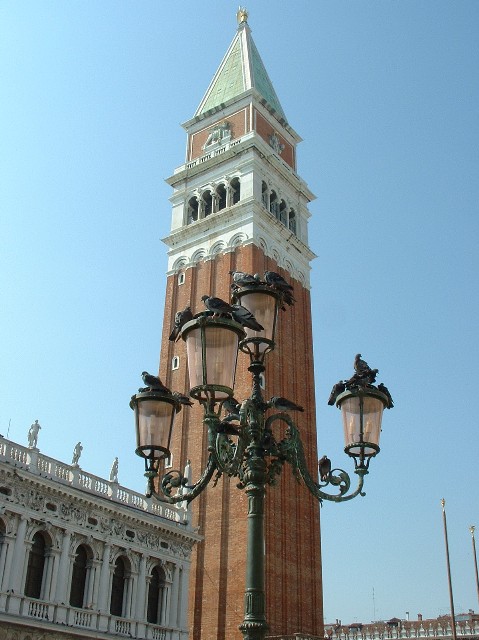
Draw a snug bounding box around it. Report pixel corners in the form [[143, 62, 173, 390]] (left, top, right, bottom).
[[131, 276, 393, 640], [441, 499, 457, 640], [470, 525, 479, 610]]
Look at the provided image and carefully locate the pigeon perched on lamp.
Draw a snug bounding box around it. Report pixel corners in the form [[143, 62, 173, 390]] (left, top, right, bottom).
[[141, 372, 171, 393], [201, 295, 236, 316], [169, 306, 193, 341], [229, 270, 261, 289], [264, 271, 294, 293], [231, 305, 264, 331]]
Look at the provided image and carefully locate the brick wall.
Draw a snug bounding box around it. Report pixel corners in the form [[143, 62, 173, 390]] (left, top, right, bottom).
[[159, 244, 323, 640]]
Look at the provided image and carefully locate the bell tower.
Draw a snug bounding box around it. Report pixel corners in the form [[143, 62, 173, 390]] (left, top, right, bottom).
[[159, 10, 323, 640]]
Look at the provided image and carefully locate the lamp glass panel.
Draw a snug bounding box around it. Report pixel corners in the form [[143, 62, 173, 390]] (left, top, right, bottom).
[[186, 324, 240, 398], [136, 398, 174, 457], [341, 395, 384, 456], [237, 292, 277, 351]]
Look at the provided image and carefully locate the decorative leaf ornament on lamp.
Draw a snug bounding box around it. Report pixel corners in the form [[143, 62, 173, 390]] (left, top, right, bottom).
[[130, 272, 393, 640]]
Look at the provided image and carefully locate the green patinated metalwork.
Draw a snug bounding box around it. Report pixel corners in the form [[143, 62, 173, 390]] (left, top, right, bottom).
[[133, 283, 392, 640], [249, 38, 286, 119], [201, 39, 245, 113], [198, 28, 286, 120]]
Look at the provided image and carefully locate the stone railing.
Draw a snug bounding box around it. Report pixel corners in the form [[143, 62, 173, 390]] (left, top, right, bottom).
[[0, 436, 188, 525], [0, 592, 173, 639], [326, 620, 479, 640], [267, 635, 324, 640]]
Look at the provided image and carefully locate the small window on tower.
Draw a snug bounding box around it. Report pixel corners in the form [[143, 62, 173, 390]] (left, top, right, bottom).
[[178, 272, 185, 285], [172, 356, 180, 370]]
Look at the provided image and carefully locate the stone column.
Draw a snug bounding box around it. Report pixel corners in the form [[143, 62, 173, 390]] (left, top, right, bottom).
[[0, 532, 14, 591], [54, 530, 72, 603], [8, 515, 28, 592], [169, 564, 179, 629], [134, 554, 147, 621], [97, 542, 111, 612]]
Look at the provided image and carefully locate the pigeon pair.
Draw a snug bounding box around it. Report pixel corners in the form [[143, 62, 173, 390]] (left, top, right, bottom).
[[201, 295, 264, 331]]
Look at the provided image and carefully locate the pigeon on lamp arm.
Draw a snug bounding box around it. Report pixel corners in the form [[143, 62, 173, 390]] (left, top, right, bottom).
[[318, 455, 332, 482], [268, 396, 304, 412], [172, 392, 194, 407], [222, 396, 241, 421]]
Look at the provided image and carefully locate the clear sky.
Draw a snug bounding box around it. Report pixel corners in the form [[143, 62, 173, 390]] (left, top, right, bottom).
[[1, 0, 478, 626]]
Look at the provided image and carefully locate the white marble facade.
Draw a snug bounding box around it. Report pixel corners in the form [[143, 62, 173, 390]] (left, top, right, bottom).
[[0, 435, 200, 640]]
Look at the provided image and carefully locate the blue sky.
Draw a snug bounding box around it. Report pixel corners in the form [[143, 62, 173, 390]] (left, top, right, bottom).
[[1, 0, 478, 626]]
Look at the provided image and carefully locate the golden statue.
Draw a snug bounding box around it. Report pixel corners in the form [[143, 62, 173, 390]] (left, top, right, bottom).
[[237, 7, 248, 24]]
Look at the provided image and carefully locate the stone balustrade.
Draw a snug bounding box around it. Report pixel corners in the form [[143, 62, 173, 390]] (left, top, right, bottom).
[[0, 435, 188, 525], [0, 592, 172, 639]]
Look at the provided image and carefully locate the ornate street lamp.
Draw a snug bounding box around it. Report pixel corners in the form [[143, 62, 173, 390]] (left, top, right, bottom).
[[131, 273, 393, 640]]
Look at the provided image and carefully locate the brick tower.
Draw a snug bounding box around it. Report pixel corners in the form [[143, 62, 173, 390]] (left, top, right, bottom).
[[159, 10, 323, 640]]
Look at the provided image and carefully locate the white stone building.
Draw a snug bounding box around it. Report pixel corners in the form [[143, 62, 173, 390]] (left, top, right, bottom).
[[0, 434, 200, 640]]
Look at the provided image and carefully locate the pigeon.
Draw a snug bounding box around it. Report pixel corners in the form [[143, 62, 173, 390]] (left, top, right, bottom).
[[318, 455, 332, 482], [223, 396, 241, 415], [269, 396, 304, 412], [281, 290, 295, 307], [201, 295, 236, 316], [230, 305, 264, 331], [229, 270, 260, 289], [354, 353, 372, 373], [141, 372, 171, 393], [349, 354, 378, 385], [172, 392, 194, 407], [264, 271, 294, 293], [377, 383, 394, 409], [217, 421, 240, 436], [169, 306, 193, 341], [327, 381, 346, 406]]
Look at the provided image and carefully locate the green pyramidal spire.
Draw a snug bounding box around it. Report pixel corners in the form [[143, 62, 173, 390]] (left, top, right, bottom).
[[195, 10, 287, 121]]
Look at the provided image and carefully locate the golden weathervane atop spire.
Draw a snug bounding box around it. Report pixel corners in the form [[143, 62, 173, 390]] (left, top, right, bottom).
[[237, 6, 248, 24]]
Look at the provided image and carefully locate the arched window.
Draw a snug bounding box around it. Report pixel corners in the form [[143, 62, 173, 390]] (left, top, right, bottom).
[[279, 200, 287, 225], [216, 183, 227, 211], [289, 208, 297, 235], [24, 531, 47, 599], [202, 190, 213, 217], [230, 177, 241, 205], [110, 556, 127, 617], [270, 190, 279, 217], [147, 565, 167, 624], [261, 181, 269, 208], [186, 197, 199, 224], [70, 544, 88, 608]]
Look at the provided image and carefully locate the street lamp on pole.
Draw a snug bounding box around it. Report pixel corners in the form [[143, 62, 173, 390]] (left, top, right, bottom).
[[131, 274, 393, 640]]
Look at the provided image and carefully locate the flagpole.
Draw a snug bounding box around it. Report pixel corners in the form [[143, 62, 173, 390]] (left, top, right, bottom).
[[470, 525, 479, 610], [441, 499, 457, 640]]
